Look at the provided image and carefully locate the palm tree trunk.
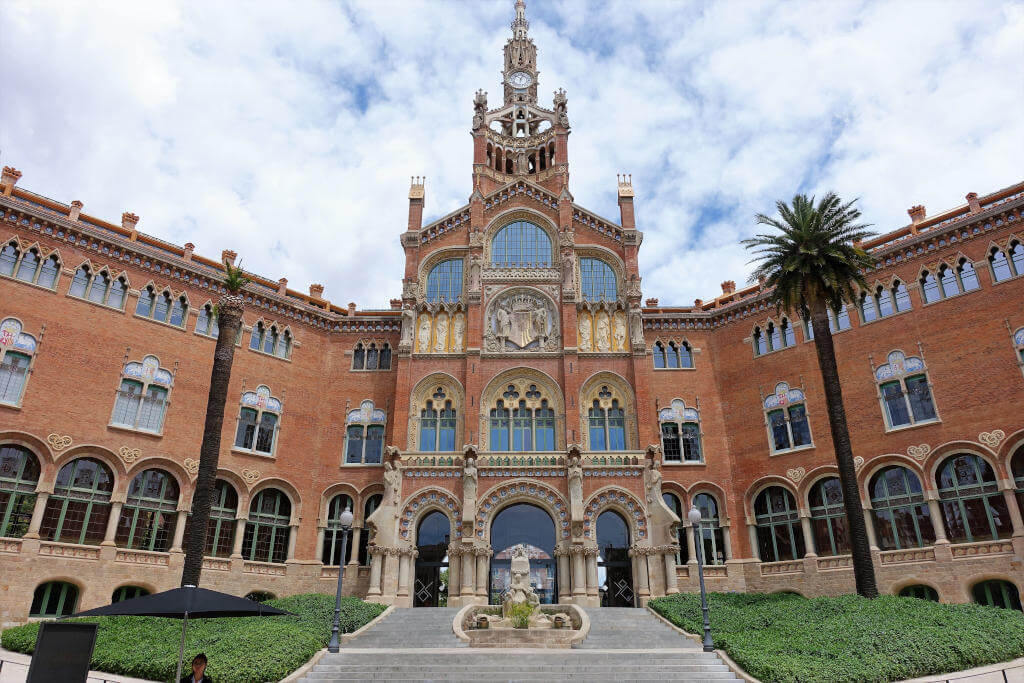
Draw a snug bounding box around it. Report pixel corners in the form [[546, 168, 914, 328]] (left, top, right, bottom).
[[181, 300, 244, 587], [809, 300, 879, 598]]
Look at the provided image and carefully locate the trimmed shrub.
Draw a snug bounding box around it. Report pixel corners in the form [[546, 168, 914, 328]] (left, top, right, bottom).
[[1, 593, 385, 683], [649, 592, 1024, 683]]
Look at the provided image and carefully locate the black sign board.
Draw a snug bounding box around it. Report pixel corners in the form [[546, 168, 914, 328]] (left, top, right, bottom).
[[26, 621, 98, 683]]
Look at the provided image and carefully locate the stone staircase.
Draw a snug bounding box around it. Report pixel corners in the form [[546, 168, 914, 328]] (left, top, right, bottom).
[[301, 606, 739, 681]]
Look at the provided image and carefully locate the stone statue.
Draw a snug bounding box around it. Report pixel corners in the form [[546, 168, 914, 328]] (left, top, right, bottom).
[[629, 309, 645, 347], [532, 307, 547, 340], [561, 253, 575, 290], [596, 313, 611, 352], [567, 453, 584, 522], [468, 255, 483, 291], [400, 305, 416, 348], [554, 88, 569, 128], [613, 312, 627, 351], [578, 315, 592, 351], [496, 306, 512, 340], [434, 314, 448, 352], [382, 459, 402, 508], [417, 315, 432, 352], [472, 90, 487, 131], [515, 151, 529, 175], [646, 457, 662, 507], [502, 544, 540, 617], [452, 313, 465, 351], [463, 456, 478, 527]]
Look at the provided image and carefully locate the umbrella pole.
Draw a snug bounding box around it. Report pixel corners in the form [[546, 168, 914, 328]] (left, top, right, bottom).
[[175, 612, 188, 683]]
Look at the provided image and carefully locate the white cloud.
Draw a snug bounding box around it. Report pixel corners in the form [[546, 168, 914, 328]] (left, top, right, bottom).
[[1, 0, 1020, 307]]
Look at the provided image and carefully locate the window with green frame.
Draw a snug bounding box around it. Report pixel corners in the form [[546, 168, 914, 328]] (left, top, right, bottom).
[[868, 466, 936, 550], [936, 454, 1013, 543], [753, 487, 805, 562], [114, 469, 180, 552], [661, 492, 687, 564], [972, 579, 1022, 611], [358, 494, 382, 565], [1013, 446, 1024, 514], [242, 489, 291, 564], [112, 585, 150, 603], [0, 444, 40, 538], [30, 581, 78, 618], [898, 584, 939, 601], [322, 494, 354, 565], [808, 477, 850, 557], [181, 479, 238, 558], [39, 458, 114, 545], [693, 493, 726, 565]]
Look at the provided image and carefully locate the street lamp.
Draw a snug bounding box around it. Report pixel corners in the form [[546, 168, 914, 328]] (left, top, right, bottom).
[[688, 504, 714, 653], [327, 505, 355, 653]]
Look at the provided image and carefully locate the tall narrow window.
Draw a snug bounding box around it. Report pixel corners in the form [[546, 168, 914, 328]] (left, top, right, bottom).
[[366, 343, 379, 370], [323, 494, 355, 565], [352, 343, 365, 370], [0, 444, 40, 538], [419, 401, 438, 452], [939, 264, 960, 298], [39, 458, 114, 546], [0, 318, 37, 406], [490, 400, 511, 452], [106, 276, 127, 309], [513, 400, 535, 451], [0, 243, 19, 277], [358, 494, 382, 565], [753, 327, 768, 356], [379, 343, 391, 370], [754, 487, 805, 562], [780, 319, 796, 347], [425, 259, 464, 302], [868, 466, 935, 550], [37, 255, 60, 289], [70, 265, 92, 298], [662, 492, 688, 564], [233, 385, 282, 456], [183, 480, 237, 558], [875, 351, 937, 430], [990, 247, 1013, 282], [196, 304, 220, 337], [15, 249, 40, 283], [115, 469, 179, 552], [694, 493, 725, 565], [1010, 241, 1024, 276], [343, 400, 387, 464], [763, 383, 813, 453], [768, 322, 782, 349], [88, 271, 110, 304], [439, 400, 458, 450], [875, 286, 894, 317], [677, 341, 694, 368], [579, 258, 617, 302], [860, 291, 878, 323], [653, 342, 667, 368], [920, 271, 940, 303], [242, 489, 291, 564], [958, 259, 979, 291], [893, 281, 911, 312], [250, 322, 265, 350], [935, 454, 1012, 543], [657, 399, 703, 463], [535, 400, 555, 450], [110, 355, 173, 434], [808, 477, 850, 556], [153, 291, 171, 323]]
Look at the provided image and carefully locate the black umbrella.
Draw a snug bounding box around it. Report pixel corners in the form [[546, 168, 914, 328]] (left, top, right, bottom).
[[70, 584, 294, 682]]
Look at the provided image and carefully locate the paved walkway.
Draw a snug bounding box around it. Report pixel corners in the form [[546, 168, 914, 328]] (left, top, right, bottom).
[[0, 648, 156, 683]]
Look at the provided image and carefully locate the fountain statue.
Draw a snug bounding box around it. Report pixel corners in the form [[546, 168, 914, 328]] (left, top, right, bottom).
[[502, 544, 540, 618]]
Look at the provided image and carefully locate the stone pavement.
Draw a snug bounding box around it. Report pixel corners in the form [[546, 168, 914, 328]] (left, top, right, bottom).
[[0, 648, 157, 683]]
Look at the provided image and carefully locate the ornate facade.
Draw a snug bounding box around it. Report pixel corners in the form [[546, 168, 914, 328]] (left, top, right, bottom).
[[1, 1, 1023, 624]]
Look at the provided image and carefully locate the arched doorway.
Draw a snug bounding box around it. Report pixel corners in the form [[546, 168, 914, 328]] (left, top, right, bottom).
[[597, 510, 634, 606], [414, 511, 450, 607], [489, 503, 557, 604]]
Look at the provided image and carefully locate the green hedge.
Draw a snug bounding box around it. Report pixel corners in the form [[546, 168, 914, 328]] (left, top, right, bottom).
[[649, 592, 1024, 683], [1, 593, 386, 683]]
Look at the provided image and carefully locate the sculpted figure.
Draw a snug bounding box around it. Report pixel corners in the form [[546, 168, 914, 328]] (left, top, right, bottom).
[[468, 255, 483, 291], [532, 307, 547, 339], [613, 313, 627, 351], [502, 544, 540, 615], [562, 253, 575, 289], [578, 315, 592, 351], [554, 88, 569, 128], [400, 306, 415, 347], [434, 314, 449, 352], [382, 460, 402, 508], [646, 457, 663, 507], [629, 309, 645, 347], [472, 90, 487, 130], [452, 314, 466, 351], [567, 454, 584, 524], [463, 457, 478, 507], [417, 315, 432, 352], [496, 306, 512, 339], [596, 313, 611, 352]]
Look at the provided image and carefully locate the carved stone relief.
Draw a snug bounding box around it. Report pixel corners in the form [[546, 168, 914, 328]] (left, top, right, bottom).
[[483, 288, 560, 353]]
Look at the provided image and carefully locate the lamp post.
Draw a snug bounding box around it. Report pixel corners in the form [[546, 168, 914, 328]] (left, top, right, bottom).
[[688, 504, 714, 653], [327, 505, 354, 653]]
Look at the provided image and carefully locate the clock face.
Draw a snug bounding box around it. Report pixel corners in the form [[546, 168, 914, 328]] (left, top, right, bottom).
[[508, 71, 533, 88]]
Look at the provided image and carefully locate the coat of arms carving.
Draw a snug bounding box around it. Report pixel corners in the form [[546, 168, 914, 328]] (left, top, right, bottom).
[[484, 289, 560, 352]]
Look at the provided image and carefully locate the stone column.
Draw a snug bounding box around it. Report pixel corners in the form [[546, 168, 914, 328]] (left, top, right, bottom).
[[685, 522, 698, 566], [747, 523, 760, 560], [585, 548, 599, 599], [315, 527, 326, 563], [631, 547, 650, 599], [397, 552, 411, 597], [367, 547, 383, 598], [232, 517, 248, 558], [461, 548, 476, 597], [926, 498, 949, 543], [571, 547, 586, 599], [1002, 489, 1024, 536], [447, 547, 461, 600], [800, 514, 817, 557], [475, 548, 490, 598], [286, 525, 298, 560], [170, 510, 188, 552], [556, 548, 570, 602], [663, 547, 679, 594], [382, 550, 400, 600], [348, 526, 363, 565], [722, 525, 733, 561], [862, 508, 879, 550], [23, 492, 50, 539], [102, 502, 123, 546]]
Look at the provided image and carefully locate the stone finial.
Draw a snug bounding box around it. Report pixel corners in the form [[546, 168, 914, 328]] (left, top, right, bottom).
[[616, 173, 635, 199], [347, 302, 357, 316], [409, 176, 425, 200], [644, 297, 659, 307], [121, 212, 139, 230], [1, 167, 22, 196], [389, 298, 402, 310], [721, 280, 736, 295], [221, 249, 237, 265], [309, 283, 324, 299], [907, 205, 926, 224], [277, 278, 288, 295], [69, 200, 83, 221], [966, 192, 981, 213], [182, 242, 195, 261], [694, 298, 703, 308]]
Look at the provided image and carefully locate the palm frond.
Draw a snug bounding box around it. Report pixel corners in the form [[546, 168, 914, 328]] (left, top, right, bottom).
[[223, 259, 252, 294]]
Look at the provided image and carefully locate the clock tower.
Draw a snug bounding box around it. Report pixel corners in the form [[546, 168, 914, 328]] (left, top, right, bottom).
[[503, 0, 538, 105]]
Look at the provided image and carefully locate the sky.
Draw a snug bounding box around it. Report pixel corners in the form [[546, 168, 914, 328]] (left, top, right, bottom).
[[1, 0, 1022, 308]]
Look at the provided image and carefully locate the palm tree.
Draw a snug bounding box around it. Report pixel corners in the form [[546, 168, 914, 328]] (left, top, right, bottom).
[[742, 193, 879, 598], [181, 260, 250, 587]]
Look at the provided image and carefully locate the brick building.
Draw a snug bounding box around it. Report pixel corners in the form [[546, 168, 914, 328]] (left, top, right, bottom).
[[1, 1, 1022, 625]]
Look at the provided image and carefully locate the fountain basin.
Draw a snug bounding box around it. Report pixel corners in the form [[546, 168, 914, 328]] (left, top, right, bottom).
[[453, 603, 590, 648]]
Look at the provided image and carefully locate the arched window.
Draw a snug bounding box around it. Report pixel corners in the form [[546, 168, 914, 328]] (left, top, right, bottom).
[[136, 287, 186, 327], [753, 487, 804, 562], [2, 244, 60, 289], [920, 271, 941, 303], [1014, 328, 1024, 372], [589, 397, 625, 451], [0, 444, 40, 538], [938, 264, 960, 298], [763, 382, 812, 453], [234, 385, 282, 456], [358, 494, 382, 565], [380, 343, 391, 370], [352, 341, 392, 371], [859, 291, 877, 323], [115, 468, 179, 552], [658, 399, 702, 463], [250, 321, 265, 350], [1013, 446, 1024, 514], [694, 493, 726, 565], [868, 466, 935, 550], [36, 254, 61, 289], [242, 489, 291, 563], [893, 281, 912, 312], [579, 258, 617, 302], [780, 318, 796, 347], [196, 304, 219, 337], [490, 221, 552, 267], [864, 283, 908, 320], [489, 400, 511, 451], [184, 479, 238, 558], [989, 247, 1013, 282], [245, 590, 275, 602], [30, 581, 78, 618], [87, 270, 110, 304], [40, 457, 114, 545], [0, 242, 20, 277], [767, 321, 782, 349], [71, 264, 93, 298], [111, 354, 173, 434], [1009, 240, 1024, 277], [251, 323, 291, 359], [654, 341, 693, 369], [344, 400, 386, 464], [352, 342, 365, 370], [875, 351, 937, 430], [112, 585, 150, 603], [808, 477, 850, 556], [936, 454, 1012, 543], [752, 327, 768, 356], [899, 584, 939, 601], [0, 317, 38, 407], [958, 258, 979, 291], [661, 492, 688, 564], [972, 579, 1022, 611], [419, 389, 458, 453], [15, 248, 40, 282], [653, 341, 667, 368], [488, 383, 558, 452], [425, 259, 463, 302], [322, 493, 354, 565]]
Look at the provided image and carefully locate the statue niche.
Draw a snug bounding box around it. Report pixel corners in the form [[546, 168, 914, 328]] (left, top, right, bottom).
[[484, 288, 560, 353]]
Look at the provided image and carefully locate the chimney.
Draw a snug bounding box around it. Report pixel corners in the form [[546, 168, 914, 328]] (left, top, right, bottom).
[[694, 298, 703, 308], [616, 174, 635, 230], [0, 167, 21, 196], [408, 176, 425, 231], [721, 280, 736, 295], [966, 192, 981, 214], [644, 297, 659, 307], [121, 212, 139, 230], [68, 200, 83, 221], [182, 242, 194, 261], [277, 278, 288, 295], [222, 249, 237, 266], [390, 298, 402, 310], [309, 283, 324, 299], [907, 205, 926, 225], [347, 302, 357, 316]]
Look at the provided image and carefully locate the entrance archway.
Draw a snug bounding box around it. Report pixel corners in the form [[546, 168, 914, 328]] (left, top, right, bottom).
[[597, 510, 634, 606], [489, 503, 557, 604], [414, 511, 450, 607]]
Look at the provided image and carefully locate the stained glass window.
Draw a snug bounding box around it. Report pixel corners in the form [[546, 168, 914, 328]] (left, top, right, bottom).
[[580, 258, 616, 301], [491, 221, 552, 267], [426, 259, 463, 302]]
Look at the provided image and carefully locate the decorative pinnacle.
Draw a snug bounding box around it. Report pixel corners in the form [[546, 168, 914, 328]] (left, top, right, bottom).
[[511, 0, 529, 39], [409, 176, 425, 200], [617, 173, 634, 198]]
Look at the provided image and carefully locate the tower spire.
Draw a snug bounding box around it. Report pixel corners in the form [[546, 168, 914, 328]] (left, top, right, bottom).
[[511, 0, 529, 40]]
